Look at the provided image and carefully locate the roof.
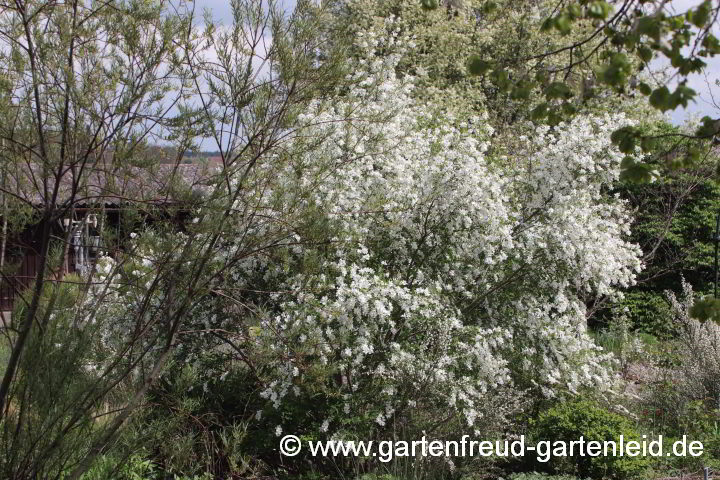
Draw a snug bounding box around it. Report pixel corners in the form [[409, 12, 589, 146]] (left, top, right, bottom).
[[0, 161, 216, 207]]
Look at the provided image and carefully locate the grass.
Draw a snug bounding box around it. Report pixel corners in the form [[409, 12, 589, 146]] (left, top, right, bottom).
[[591, 328, 658, 356], [0, 326, 12, 374]]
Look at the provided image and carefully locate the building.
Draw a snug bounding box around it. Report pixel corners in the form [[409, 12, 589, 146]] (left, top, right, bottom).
[[0, 161, 215, 311]]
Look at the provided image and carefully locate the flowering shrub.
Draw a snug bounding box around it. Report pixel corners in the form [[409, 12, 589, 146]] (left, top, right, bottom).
[[75, 23, 644, 451], [180, 23, 646, 438], [666, 280, 720, 405]]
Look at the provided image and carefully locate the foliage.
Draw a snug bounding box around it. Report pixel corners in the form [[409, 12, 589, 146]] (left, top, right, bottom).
[[666, 280, 720, 408], [80, 452, 212, 480], [631, 281, 720, 473], [171, 22, 649, 466], [608, 121, 720, 335], [0, 274, 119, 479], [415, 0, 720, 181], [508, 473, 587, 480], [529, 400, 649, 479], [330, 0, 656, 142], [0, 0, 197, 474], [0, 0, 344, 478], [135, 363, 267, 478], [606, 291, 672, 337], [638, 375, 720, 472], [1, 0, 711, 478]]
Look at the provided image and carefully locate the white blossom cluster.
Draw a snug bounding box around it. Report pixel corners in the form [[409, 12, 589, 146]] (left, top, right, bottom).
[[243, 23, 643, 431], [66, 21, 645, 438], [71, 22, 643, 436], [75, 232, 182, 370]]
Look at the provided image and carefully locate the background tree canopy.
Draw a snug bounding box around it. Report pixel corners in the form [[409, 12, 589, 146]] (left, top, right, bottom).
[[417, 0, 720, 182]]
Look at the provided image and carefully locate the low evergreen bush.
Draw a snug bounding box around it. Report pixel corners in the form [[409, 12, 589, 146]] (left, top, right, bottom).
[[529, 400, 648, 479]]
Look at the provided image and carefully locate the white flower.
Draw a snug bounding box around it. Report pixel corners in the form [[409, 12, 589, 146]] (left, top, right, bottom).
[[204, 23, 641, 433]]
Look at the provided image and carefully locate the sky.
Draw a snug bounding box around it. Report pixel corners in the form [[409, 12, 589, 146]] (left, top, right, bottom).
[[194, 0, 297, 22]]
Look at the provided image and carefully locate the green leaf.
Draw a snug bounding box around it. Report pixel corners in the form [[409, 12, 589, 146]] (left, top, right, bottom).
[[482, 1, 498, 14], [672, 29, 693, 48], [696, 116, 720, 138], [491, 69, 511, 91], [611, 33, 627, 47], [420, 0, 439, 10], [670, 84, 696, 109], [587, 1, 612, 20], [620, 160, 655, 184], [678, 57, 707, 76], [530, 103, 549, 121], [598, 53, 631, 88], [637, 46, 653, 63], [649, 86, 672, 112], [540, 17, 555, 32], [638, 82, 652, 96], [467, 55, 491, 75], [561, 102, 577, 115], [702, 34, 720, 55], [640, 136, 656, 152], [611, 126, 638, 153], [510, 81, 534, 100], [689, 0, 711, 28], [624, 34, 640, 50], [635, 16, 662, 42], [545, 81, 573, 100], [620, 156, 636, 170], [547, 109, 563, 126], [554, 14, 572, 35], [568, 4, 583, 19], [535, 71, 549, 85], [669, 48, 685, 68]]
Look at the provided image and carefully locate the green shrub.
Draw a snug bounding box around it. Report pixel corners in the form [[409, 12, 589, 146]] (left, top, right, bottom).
[[529, 400, 649, 479], [613, 291, 674, 338], [613, 164, 720, 338], [138, 364, 262, 478], [508, 473, 586, 480], [81, 452, 214, 480]]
